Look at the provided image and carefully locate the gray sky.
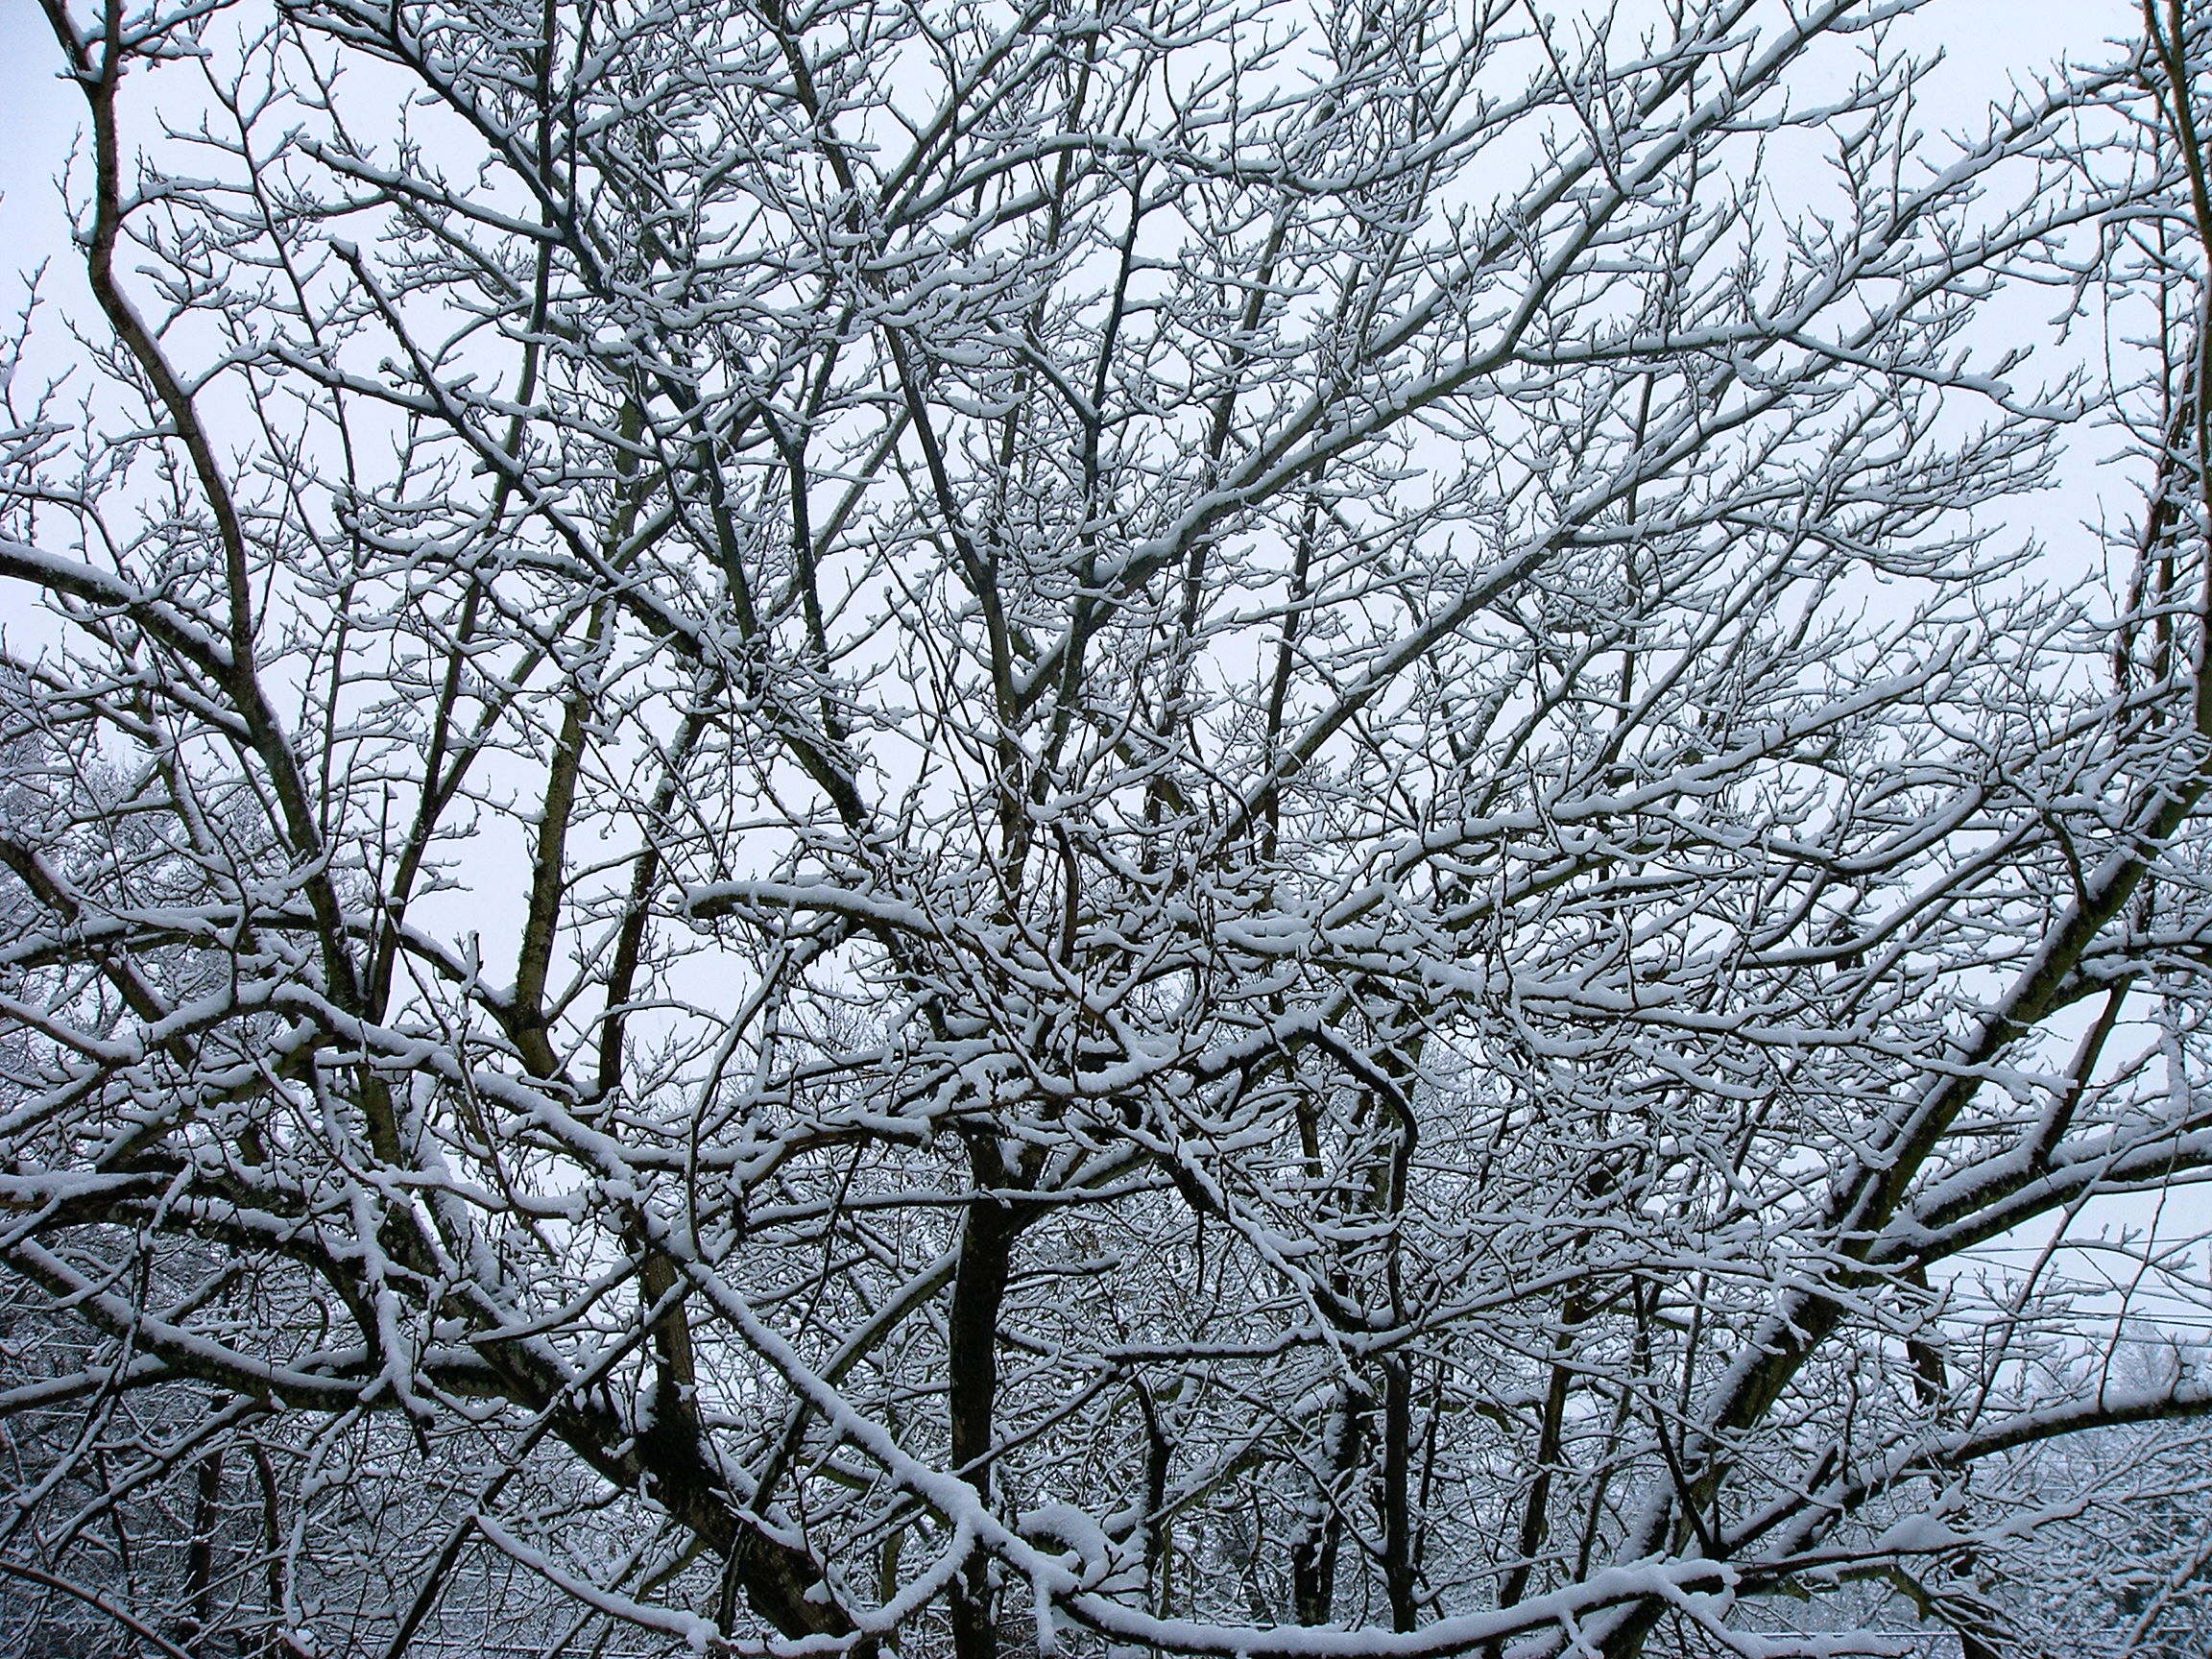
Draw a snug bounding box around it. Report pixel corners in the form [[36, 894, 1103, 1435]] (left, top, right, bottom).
[[0, 0, 2199, 1311], [0, 0, 2146, 269]]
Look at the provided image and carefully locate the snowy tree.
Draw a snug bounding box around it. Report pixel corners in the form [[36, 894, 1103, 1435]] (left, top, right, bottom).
[[2, 0, 2211, 1654]]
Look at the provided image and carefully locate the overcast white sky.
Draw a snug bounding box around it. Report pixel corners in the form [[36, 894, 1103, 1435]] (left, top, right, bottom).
[[0, 0, 2200, 1322], [0, 0, 2155, 650], [0, 0, 2147, 267]]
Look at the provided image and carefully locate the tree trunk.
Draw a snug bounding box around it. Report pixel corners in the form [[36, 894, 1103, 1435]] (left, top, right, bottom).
[[950, 1195, 1019, 1659]]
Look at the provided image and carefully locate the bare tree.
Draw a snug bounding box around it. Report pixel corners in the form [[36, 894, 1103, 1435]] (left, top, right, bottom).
[[3, 0, 2210, 1654]]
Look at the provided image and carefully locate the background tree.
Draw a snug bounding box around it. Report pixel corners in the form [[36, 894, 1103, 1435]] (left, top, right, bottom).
[[2, 0, 2211, 1655]]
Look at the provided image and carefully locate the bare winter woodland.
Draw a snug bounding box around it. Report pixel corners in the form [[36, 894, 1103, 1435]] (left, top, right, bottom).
[[1, 0, 2210, 1653]]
